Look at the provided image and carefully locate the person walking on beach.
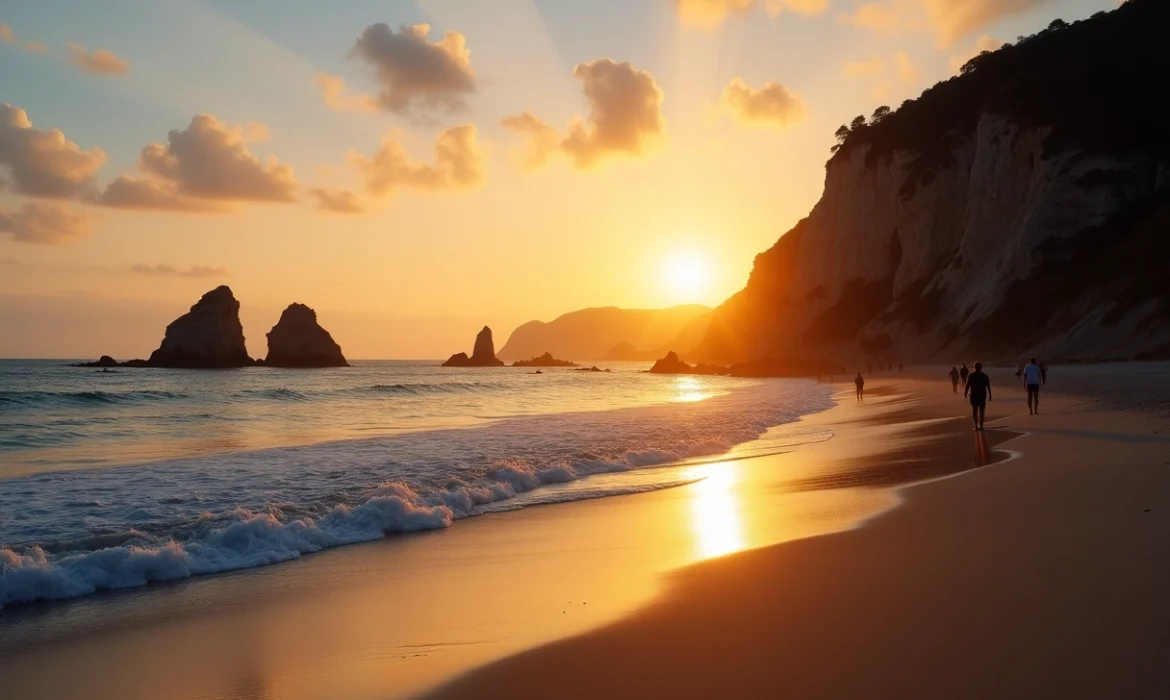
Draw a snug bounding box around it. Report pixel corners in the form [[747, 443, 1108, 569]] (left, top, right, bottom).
[[854, 372, 865, 400], [959, 363, 969, 387], [1023, 356, 1043, 414], [964, 362, 992, 431], [949, 366, 960, 393]]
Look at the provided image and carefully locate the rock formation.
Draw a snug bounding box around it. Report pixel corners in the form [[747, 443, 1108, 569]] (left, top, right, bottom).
[[648, 352, 726, 376], [512, 352, 577, 368], [442, 326, 505, 367], [264, 303, 349, 368], [699, 0, 1170, 364], [147, 286, 254, 368], [75, 355, 118, 368]]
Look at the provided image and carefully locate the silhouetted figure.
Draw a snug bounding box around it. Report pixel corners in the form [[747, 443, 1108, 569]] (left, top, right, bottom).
[[1023, 356, 1043, 414], [854, 373, 865, 400], [959, 363, 970, 387], [1015, 364, 1024, 383], [948, 366, 960, 393], [1039, 360, 1048, 385], [964, 362, 992, 431]]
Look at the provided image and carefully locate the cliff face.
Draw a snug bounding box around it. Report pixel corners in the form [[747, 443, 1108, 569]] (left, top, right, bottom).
[[700, 0, 1170, 364]]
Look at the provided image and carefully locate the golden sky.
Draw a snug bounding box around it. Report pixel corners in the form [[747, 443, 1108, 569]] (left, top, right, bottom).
[[0, 0, 1112, 358]]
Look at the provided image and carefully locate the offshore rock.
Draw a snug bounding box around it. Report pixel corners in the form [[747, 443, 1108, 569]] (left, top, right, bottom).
[[265, 303, 349, 368], [147, 286, 254, 368], [443, 326, 505, 367], [512, 352, 577, 368]]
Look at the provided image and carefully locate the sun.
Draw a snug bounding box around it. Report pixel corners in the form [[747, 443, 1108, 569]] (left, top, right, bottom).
[[662, 251, 710, 302]]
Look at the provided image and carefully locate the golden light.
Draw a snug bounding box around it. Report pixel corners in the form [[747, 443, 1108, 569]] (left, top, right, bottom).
[[661, 250, 709, 302], [687, 461, 745, 560]]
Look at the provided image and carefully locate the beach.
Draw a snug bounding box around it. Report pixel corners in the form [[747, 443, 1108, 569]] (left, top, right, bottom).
[[427, 369, 1170, 699], [2, 367, 1168, 700]]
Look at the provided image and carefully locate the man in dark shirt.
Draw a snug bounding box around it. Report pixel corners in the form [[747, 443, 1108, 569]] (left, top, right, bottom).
[[964, 362, 992, 431]]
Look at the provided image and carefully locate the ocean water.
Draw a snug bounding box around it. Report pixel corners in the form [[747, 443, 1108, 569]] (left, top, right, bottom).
[[0, 359, 835, 608]]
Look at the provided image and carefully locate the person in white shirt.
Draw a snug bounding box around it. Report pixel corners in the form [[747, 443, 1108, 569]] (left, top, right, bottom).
[[1023, 357, 1044, 414]]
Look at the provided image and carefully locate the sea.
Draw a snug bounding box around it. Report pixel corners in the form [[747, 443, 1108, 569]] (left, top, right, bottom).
[[0, 359, 835, 608]]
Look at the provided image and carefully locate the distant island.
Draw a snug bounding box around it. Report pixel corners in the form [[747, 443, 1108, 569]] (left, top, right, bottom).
[[512, 352, 577, 368], [498, 305, 711, 362], [442, 327, 506, 367], [76, 286, 348, 369]]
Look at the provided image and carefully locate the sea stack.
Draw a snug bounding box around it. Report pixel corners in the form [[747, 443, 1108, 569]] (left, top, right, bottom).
[[147, 286, 254, 368], [442, 326, 505, 367], [264, 303, 349, 368]]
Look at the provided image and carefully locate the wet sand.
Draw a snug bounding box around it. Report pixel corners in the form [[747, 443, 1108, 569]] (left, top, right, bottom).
[[425, 374, 1170, 699]]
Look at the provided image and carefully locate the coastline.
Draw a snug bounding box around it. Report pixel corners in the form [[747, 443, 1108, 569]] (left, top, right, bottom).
[[3, 370, 1166, 699], [425, 375, 1170, 699]]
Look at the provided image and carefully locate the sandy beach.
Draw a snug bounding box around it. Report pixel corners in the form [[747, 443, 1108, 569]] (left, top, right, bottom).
[[427, 370, 1170, 699], [3, 367, 1168, 700]]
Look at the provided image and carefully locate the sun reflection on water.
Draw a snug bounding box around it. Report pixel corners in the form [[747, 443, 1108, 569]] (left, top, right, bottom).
[[688, 462, 745, 560], [674, 376, 711, 403]]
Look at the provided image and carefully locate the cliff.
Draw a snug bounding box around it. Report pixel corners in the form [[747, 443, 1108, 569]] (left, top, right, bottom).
[[499, 305, 711, 362], [700, 0, 1170, 365], [443, 326, 505, 367], [265, 303, 349, 368], [147, 286, 254, 368]]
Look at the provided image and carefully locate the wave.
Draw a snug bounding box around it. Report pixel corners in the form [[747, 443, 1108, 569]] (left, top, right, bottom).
[[0, 390, 190, 407], [0, 381, 835, 608]]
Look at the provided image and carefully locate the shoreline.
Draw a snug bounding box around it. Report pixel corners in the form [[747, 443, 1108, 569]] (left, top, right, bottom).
[[424, 376, 1170, 700]]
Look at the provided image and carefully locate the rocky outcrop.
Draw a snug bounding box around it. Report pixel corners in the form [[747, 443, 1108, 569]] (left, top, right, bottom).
[[265, 303, 348, 368], [699, 0, 1170, 364], [512, 352, 577, 368], [498, 306, 711, 362], [147, 286, 254, 368], [75, 355, 118, 368], [648, 352, 726, 376], [443, 326, 505, 367]]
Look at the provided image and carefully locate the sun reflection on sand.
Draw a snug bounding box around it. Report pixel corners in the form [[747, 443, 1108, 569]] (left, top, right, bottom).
[[688, 462, 745, 559]]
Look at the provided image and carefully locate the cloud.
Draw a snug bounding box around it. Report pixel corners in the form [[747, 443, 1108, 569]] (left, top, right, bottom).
[[309, 187, 366, 214], [842, 50, 919, 98], [949, 35, 1005, 73], [349, 23, 476, 115], [129, 264, 228, 278], [0, 103, 107, 199], [315, 74, 378, 112], [675, 0, 828, 27], [842, 55, 887, 77], [503, 59, 665, 170], [719, 78, 806, 129], [68, 42, 130, 76], [0, 24, 47, 54], [838, 0, 1049, 46], [99, 114, 298, 210], [895, 50, 919, 84], [501, 112, 560, 169], [0, 202, 90, 244], [351, 125, 484, 196]]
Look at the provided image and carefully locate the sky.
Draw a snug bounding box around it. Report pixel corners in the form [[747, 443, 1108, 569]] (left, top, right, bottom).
[[0, 0, 1115, 358]]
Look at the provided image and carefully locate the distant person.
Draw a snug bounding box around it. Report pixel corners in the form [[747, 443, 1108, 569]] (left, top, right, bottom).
[[959, 363, 970, 386], [948, 366, 960, 393], [1023, 357, 1043, 414], [964, 361, 992, 431], [1015, 364, 1024, 383], [1039, 360, 1048, 385], [854, 373, 865, 400]]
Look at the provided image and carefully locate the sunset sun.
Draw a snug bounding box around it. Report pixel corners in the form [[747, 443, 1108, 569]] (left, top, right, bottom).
[[662, 251, 710, 302]]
